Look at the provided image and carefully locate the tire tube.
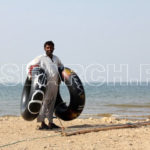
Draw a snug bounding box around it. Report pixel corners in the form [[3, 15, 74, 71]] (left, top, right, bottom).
[[20, 67, 47, 121], [55, 67, 85, 121]]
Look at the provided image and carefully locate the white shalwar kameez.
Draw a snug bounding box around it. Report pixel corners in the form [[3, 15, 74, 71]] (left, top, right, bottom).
[[26, 54, 63, 123]]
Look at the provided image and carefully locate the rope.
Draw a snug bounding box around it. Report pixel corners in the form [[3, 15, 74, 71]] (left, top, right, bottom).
[[57, 118, 67, 136], [0, 118, 66, 148], [0, 134, 60, 148]]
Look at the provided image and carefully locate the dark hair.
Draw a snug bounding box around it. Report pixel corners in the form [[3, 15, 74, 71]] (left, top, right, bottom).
[[44, 41, 54, 48]]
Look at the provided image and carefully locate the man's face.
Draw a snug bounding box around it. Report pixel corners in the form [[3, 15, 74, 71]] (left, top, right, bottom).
[[44, 44, 54, 56]]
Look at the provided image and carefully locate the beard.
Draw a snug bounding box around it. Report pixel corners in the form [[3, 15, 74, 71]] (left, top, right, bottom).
[[46, 50, 53, 57]]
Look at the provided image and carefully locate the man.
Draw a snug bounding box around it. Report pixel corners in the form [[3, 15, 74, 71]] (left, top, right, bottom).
[[26, 41, 63, 129]]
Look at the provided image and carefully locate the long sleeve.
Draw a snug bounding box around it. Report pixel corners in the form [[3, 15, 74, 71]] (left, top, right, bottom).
[[58, 59, 64, 68]]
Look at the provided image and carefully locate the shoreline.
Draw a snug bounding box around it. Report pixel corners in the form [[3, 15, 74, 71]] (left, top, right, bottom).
[[1, 113, 150, 121]]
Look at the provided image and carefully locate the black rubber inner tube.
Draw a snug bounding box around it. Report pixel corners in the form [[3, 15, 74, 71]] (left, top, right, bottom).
[[55, 67, 85, 121], [20, 67, 47, 121]]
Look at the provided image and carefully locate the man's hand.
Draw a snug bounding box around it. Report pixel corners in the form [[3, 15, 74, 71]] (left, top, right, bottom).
[[28, 64, 39, 78]]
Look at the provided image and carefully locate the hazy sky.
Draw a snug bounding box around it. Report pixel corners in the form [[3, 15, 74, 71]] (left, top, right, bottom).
[[0, 0, 150, 83]]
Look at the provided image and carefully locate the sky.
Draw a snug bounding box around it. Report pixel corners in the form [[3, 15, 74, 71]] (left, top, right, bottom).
[[0, 0, 150, 83]]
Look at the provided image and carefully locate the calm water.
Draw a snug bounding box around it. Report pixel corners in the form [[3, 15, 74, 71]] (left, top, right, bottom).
[[0, 82, 150, 120]]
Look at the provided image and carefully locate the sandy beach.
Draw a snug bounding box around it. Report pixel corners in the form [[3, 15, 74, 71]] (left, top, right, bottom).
[[0, 116, 150, 150]]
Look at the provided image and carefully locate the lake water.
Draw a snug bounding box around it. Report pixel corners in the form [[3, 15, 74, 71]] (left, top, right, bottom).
[[1, 82, 150, 120]]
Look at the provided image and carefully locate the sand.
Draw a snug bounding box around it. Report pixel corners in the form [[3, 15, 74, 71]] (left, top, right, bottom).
[[0, 116, 150, 150]]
